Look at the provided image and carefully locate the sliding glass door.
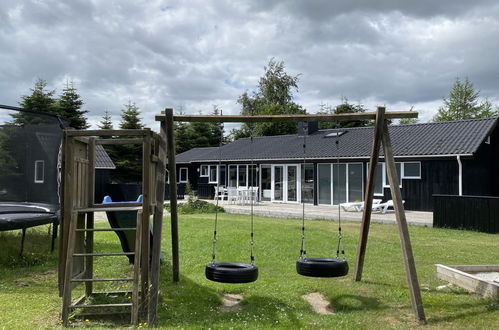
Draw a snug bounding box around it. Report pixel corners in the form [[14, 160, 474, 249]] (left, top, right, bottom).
[[318, 163, 364, 205]]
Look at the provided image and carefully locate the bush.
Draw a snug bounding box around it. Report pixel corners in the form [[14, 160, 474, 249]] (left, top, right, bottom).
[[165, 199, 225, 214]]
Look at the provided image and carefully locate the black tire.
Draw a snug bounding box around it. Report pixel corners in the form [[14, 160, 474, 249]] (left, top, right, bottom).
[[205, 262, 259, 283], [296, 258, 349, 278]]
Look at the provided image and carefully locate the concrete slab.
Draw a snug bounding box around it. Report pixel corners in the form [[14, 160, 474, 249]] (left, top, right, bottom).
[[208, 200, 433, 227]]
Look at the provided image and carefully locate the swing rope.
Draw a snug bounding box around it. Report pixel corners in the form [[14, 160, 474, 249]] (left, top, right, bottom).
[[249, 122, 255, 265], [335, 135, 346, 260], [211, 111, 224, 263], [299, 122, 308, 259]]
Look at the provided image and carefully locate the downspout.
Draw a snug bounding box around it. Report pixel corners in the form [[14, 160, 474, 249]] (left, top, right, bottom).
[[456, 155, 462, 196]]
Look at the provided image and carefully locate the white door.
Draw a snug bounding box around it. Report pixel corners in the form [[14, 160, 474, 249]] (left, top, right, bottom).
[[271, 164, 301, 203]]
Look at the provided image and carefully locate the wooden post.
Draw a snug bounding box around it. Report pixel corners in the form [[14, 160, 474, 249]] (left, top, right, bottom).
[[148, 120, 168, 325], [354, 106, 385, 281], [381, 121, 426, 324], [59, 133, 74, 296], [140, 132, 152, 307], [88, 137, 96, 206], [131, 210, 143, 327], [165, 108, 180, 282]]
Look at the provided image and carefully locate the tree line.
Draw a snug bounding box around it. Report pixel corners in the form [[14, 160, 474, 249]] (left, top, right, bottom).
[[9, 62, 499, 182]]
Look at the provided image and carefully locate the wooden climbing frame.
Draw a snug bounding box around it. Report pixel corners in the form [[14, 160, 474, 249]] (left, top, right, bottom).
[[58, 129, 166, 326]]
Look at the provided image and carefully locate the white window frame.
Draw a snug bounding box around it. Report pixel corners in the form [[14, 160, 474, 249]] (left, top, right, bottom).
[[402, 162, 421, 179], [200, 165, 209, 177], [179, 167, 188, 183], [208, 165, 224, 184], [34, 160, 45, 183]]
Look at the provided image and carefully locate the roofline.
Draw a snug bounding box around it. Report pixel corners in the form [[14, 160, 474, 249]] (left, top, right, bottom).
[[177, 153, 473, 164]]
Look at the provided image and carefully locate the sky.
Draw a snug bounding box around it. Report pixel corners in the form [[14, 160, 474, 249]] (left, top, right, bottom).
[[1, 0, 499, 130]]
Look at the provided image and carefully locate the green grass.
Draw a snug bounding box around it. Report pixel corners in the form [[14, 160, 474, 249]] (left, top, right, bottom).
[[0, 214, 497, 329]]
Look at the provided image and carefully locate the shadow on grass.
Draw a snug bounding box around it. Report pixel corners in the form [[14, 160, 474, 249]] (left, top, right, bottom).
[[158, 269, 302, 328], [331, 294, 385, 313], [429, 299, 499, 324]]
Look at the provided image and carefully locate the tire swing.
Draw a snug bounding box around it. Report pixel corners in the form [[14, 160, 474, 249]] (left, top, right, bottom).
[[296, 122, 349, 278], [205, 119, 258, 284]]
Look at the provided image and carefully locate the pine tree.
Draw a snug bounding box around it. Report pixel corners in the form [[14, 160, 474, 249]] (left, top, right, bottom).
[[434, 78, 498, 122], [120, 101, 143, 129], [12, 79, 59, 124], [98, 110, 114, 129], [57, 80, 89, 129], [109, 101, 145, 182]]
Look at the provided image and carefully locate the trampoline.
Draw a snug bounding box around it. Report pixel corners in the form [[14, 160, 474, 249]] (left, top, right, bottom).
[[0, 105, 65, 255], [0, 202, 59, 254]]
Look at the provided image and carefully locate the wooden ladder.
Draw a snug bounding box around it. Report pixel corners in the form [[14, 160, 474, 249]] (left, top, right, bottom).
[[61, 209, 143, 326]]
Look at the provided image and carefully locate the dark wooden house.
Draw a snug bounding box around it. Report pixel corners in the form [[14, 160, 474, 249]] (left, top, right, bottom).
[[174, 117, 499, 211]]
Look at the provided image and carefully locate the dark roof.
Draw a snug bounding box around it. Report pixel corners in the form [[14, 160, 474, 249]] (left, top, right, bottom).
[[176, 117, 498, 163], [95, 144, 116, 169]]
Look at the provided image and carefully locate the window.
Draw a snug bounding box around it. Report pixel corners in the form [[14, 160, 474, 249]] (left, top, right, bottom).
[[166, 169, 169, 184], [367, 163, 384, 196], [209, 165, 218, 183], [179, 167, 188, 183], [238, 165, 247, 187], [384, 162, 402, 188], [369, 162, 420, 193], [34, 160, 44, 183], [229, 165, 237, 187], [325, 131, 346, 138], [200, 165, 209, 177], [318, 164, 331, 204], [403, 162, 421, 179]]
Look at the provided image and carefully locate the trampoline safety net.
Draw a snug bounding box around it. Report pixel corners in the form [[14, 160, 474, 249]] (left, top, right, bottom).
[[0, 107, 64, 205]]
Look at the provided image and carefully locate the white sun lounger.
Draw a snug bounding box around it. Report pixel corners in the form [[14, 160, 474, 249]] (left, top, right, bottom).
[[372, 200, 405, 214], [340, 199, 382, 212]]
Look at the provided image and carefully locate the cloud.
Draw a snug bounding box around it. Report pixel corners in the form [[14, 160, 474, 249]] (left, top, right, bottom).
[[0, 0, 498, 129]]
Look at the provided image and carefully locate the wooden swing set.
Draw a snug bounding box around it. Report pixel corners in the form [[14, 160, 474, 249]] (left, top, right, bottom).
[[59, 106, 426, 327]]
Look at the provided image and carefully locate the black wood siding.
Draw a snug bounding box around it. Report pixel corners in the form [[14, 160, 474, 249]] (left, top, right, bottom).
[[434, 194, 499, 233]]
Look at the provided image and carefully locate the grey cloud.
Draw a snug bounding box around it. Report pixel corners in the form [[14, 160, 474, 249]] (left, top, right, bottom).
[[1, 0, 498, 129]]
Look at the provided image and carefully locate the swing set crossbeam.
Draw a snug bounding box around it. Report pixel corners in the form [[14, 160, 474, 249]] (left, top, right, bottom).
[[155, 111, 417, 123]]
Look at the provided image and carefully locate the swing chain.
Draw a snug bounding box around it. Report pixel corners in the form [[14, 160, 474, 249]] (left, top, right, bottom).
[[299, 122, 308, 259], [211, 111, 224, 264], [249, 122, 256, 265], [335, 128, 346, 260]]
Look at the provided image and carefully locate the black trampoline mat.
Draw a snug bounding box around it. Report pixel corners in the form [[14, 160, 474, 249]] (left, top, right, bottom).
[[0, 202, 59, 231]]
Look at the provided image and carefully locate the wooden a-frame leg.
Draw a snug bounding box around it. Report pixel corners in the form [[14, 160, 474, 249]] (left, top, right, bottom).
[[382, 121, 426, 324], [354, 106, 385, 281]]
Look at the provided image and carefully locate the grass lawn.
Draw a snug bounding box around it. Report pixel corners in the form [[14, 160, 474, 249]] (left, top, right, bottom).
[[0, 213, 497, 329]]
